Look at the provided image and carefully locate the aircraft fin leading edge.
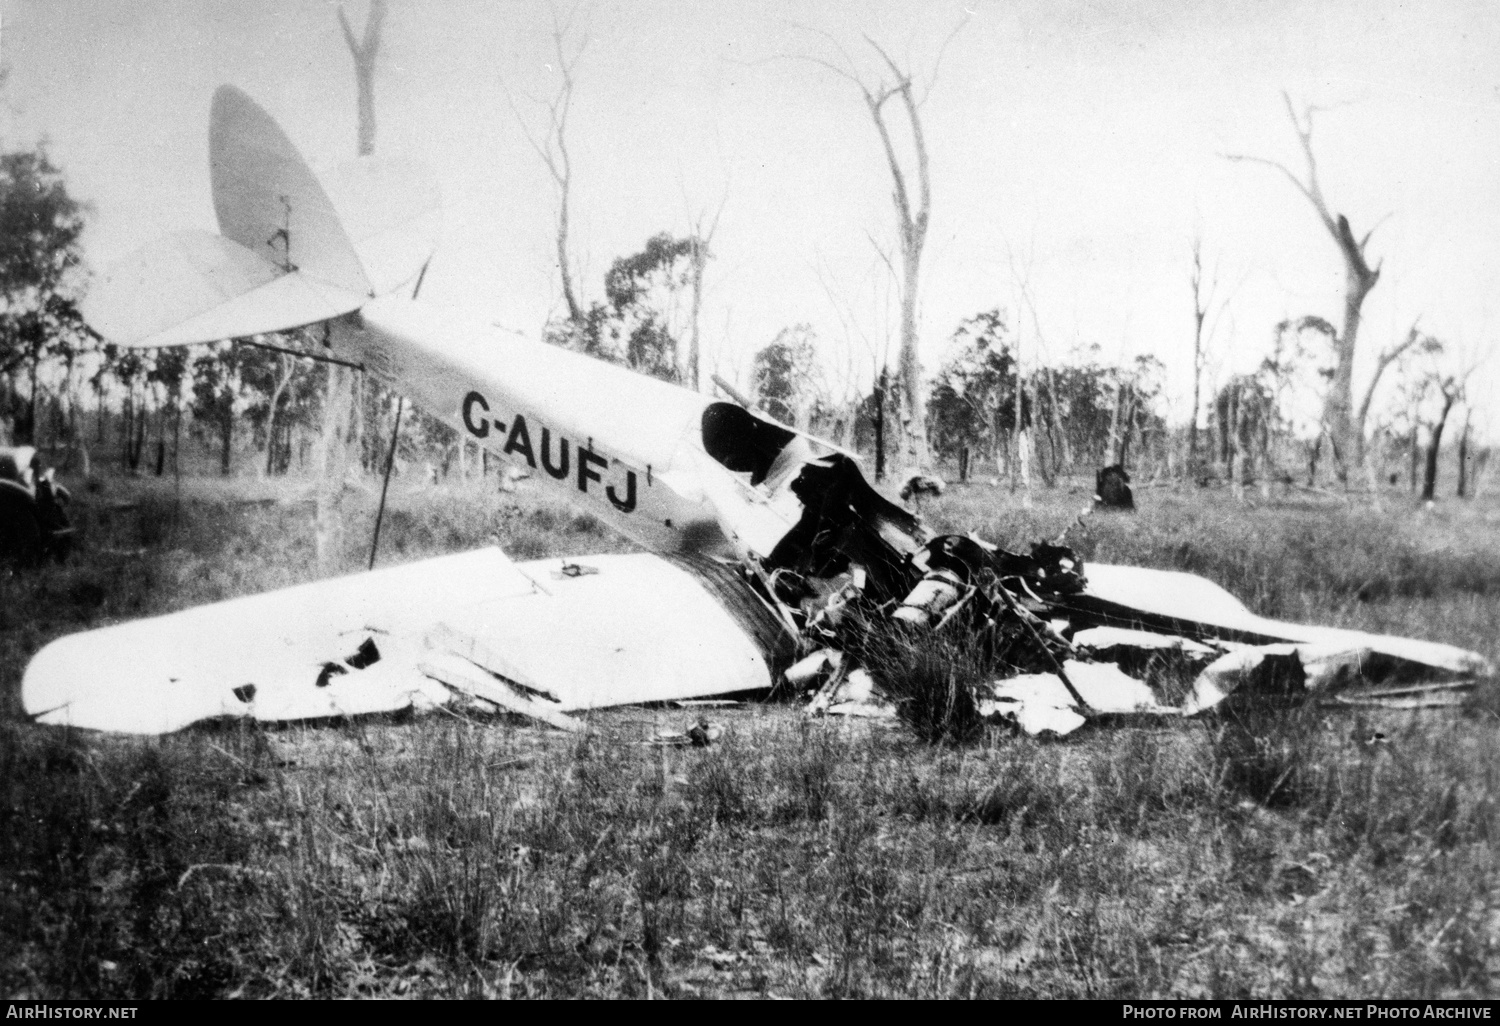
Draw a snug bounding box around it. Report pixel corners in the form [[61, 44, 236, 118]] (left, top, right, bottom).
[[82, 86, 438, 348]]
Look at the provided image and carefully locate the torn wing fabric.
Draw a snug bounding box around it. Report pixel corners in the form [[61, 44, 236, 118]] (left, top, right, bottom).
[[977, 660, 1175, 738], [22, 549, 774, 735], [1078, 563, 1492, 679]]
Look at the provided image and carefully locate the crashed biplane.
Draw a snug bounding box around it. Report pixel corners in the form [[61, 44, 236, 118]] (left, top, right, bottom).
[[21, 87, 1493, 737]]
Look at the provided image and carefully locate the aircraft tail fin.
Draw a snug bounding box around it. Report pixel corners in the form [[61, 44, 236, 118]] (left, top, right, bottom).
[[82, 85, 438, 348]]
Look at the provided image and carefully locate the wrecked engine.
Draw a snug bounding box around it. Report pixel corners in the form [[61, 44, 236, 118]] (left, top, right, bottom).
[[736, 448, 1489, 739]]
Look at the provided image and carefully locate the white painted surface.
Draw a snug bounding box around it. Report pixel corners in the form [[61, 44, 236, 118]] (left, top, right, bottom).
[[1085, 563, 1492, 677], [22, 549, 772, 734]]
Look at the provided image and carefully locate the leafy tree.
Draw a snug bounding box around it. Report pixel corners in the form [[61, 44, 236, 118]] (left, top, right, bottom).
[[145, 346, 189, 475], [546, 231, 702, 384], [1030, 362, 1111, 470], [1027, 350, 1164, 474], [190, 343, 247, 476], [926, 309, 1025, 464], [238, 337, 327, 476], [604, 232, 695, 382], [752, 324, 826, 428], [0, 149, 88, 444], [1213, 374, 1275, 495]]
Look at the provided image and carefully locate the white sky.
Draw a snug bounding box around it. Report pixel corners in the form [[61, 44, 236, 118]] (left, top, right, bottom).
[[3, 0, 1497, 435]]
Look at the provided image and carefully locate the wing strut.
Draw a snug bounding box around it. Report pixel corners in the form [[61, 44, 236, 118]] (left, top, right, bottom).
[[368, 396, 405, 570]]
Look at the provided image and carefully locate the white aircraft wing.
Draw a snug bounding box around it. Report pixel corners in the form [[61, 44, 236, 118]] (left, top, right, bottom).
[[1082, 563, 1490, 677], [22, 548, 782, 735]]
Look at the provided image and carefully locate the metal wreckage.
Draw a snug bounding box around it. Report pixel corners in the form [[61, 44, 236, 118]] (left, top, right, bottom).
[[20, 86, 1494, 737]]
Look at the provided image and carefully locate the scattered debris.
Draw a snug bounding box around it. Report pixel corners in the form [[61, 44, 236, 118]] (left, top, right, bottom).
[[808, 667, 898, 720], [751, 455, 1489, 739], [18, 412, 1493, 742], [645, 717, 725, 748], [37, 81, 1487, 749]]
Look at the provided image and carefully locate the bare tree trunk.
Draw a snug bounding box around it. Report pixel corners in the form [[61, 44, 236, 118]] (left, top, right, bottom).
[[677, 198, 725, 392], [1470, 450, 1489, 499], [509, 13, 587, 331], [1356, 322, 1422, 486], [1017, 372, 1033, 506], [1188, 235, 1207, 477], [1456, 409, 1472, 498], [1107, 378, 1124, 467], [1227, 94, 1383, 484], [1362, 439, 1385, 511], [1018, 427, 1033, 508], [263, 353, 294, 476], [25, 335, 40, 447], [1258, 416, 1272, 499], [1041, 364, 1070, 477], [1421, 392, 1457, 500], [1409, 421, 1420, 494], [219, 407, 233, 477], [1229, 386, 1245, 502], [322, 0, 388, 569], [338, 1, 386, 158], [1010, 365, 1023, 491], [861, 43, 934, 477]]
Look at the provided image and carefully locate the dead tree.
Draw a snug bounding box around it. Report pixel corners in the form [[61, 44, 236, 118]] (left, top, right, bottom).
[[1456, 406, 1474, 498], [1187, 232, 1234, 479], [789, 23, 964, 476], [1420, 377, 1459, 500], [338, 0, 387, 158], [262, 347, 296, 476], [318, 0, 389, 567], [1353, 319, 1424, 491], [1011, 246, 1071, 479], [865, 42, 934, 476], [1226, 94, 1383, 484], [509, 13, 589, 332], [681, 195, 726, 392]]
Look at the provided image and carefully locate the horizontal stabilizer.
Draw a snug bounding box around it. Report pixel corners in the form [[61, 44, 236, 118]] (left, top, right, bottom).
[[81, 230, 367, 347], [81, 86, 439, 348]]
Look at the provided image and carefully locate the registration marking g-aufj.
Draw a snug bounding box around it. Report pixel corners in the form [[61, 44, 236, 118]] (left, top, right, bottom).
[[462, 390, 637, 513]]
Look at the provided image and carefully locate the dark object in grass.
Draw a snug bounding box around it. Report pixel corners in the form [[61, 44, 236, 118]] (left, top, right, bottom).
[[899, 473, 945, 503], [1094, 464, 1135, 511], [0, 446, 74, 566]]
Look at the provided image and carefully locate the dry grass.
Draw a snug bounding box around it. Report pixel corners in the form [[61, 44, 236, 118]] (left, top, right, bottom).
[[2, 472, 1498, 998]]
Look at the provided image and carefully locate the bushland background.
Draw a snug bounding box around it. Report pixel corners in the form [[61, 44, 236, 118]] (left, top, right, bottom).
[[2, 469, 1497, 999]]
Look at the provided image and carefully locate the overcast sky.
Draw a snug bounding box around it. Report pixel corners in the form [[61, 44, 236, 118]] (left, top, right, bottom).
[[4, 0, 1497, 434]]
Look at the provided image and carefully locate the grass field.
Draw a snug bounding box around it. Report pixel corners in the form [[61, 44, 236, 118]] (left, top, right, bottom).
[[2, 472, 1498, 998]]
